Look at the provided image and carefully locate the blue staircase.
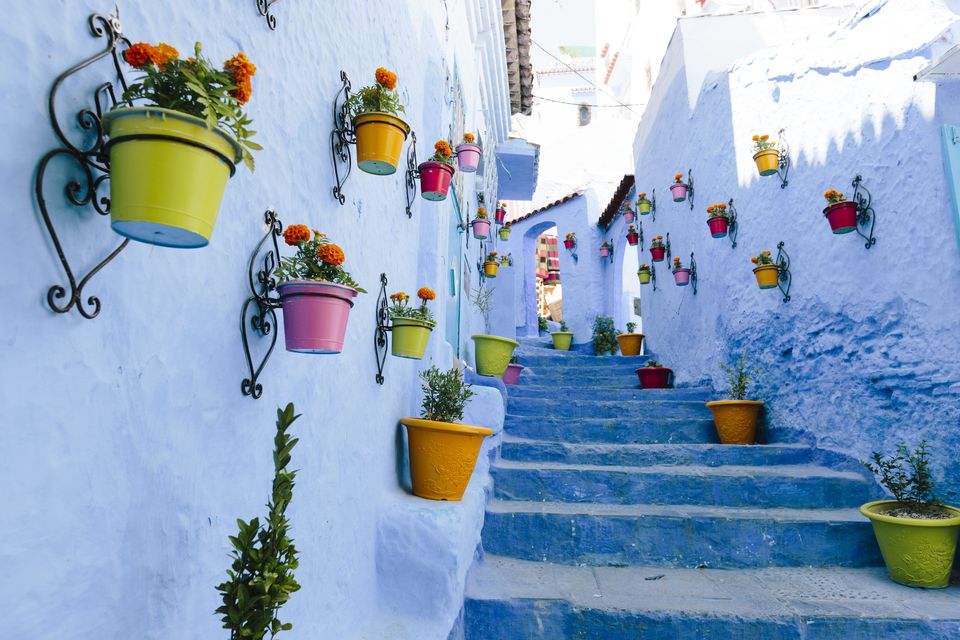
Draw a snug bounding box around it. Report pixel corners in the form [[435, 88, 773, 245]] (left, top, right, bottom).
[[460, 338, 960, 639]]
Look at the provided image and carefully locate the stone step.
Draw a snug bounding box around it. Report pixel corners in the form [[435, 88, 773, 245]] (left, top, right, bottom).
[[516, 354, 655, 368], [490, 461, 877, 509], [504, 415, 718, 444], [463, 556, 960, 640], [508, 385, 712, 401], [507, 398, 711, 420], [500, 437, 814, 466], [480, 500, 883, 568]]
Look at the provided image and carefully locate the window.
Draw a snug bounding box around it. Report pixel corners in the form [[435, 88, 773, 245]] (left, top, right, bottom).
[[578, 103, 591, 126]]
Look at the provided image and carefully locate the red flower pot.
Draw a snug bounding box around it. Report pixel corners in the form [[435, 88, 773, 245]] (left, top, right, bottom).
[[626, 233, 639, 246], [419, 161, 455, 201], [495, 208, 506, 224], [707, 216, 729, 238], [650, 246, 665, 262], [563, 238, 575, 249], [823, 201, 858, 234], [636, 367, 672, 389]]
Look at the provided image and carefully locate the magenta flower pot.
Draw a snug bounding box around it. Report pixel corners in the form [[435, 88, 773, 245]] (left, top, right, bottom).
[[502, 363, 524, 385], [823, 201, 858, 234], [626, 233, 639, 246], [495, 207, 506, 224], [455, 143, 482, 173], [418, 161, 455, 201], [278, 280, 358, 354], [623, 211, 636, 223], [670, 183, 687, 202], [600, 247, 611, 258], [707, 216, 729, 238], [472, 218, 491, 239], [636, 367, 672, 389], [563, 239, 575, 250], [650, 246, 665, 262], [673, 268, 691, 286]]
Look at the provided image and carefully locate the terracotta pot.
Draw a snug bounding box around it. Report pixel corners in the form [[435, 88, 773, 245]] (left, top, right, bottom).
[[277, 280, 358, 354], [753, 148, 780, 176], [636, 367, 672, 389], [707, 216, 729, 238], [455, 142, 482, 173], [670, 183, 687, 202], [418, 161, 455, 201], [650, 246, 665, 262], [616, 333, 644, 356], [753, 264, 779, 289], [502, 363, 524, 385], [823, 200, 858, 234], [706, 400, 763, 444], [401, 417, 492, 501], [626, 233, 639, 246]]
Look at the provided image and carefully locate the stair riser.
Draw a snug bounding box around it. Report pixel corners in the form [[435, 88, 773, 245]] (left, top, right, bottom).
[[508, 400, 711, 420], [504, 417, 719, 444], [491, 468, 876, 509], [500, 442, 813, 466], [517, 356, 654, 368], [518, 370, 662, 384], [481, 512, 883, 568], [509, 386, 711, 401]]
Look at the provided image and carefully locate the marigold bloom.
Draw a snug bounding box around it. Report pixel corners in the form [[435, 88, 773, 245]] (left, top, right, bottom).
[[707, 205, 714, 213], [375, 67, 397, 90], [751, 257, 759, 264], [282, 224, 310, 246], [638, 192, 647, 198], [463, 133, 475, 143], [316, 243, 346, 266], [760, 134, 769, 140], [417, 287, 436, 301], [675, 173, 684, 181], [225, 52, 257, 104], [150, 42, 179, 69], [390, 292, 408, 301], [434, 140, 452, 157], [718, 203, 726, 210], [752, 134, 760, 141], [123, 42, 155, 68], [761, 250, 771, 255]]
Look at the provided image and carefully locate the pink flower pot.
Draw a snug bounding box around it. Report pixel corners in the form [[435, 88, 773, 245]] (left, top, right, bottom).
[[626, 233, 639, 246], [823, 201, 858, 234], [502, 363, 524, 385], [472, 218, 491, 239], [278, 280, 358, 354], [455, 143, 482, 173], [623, 211, 636, 223], [707, 216, 729, 238], [636, 367, 672, 389], [673, 268, 691, 286], [650, 246, 665, 262], [418, 161, 455, 201], [495, 208, 506, 224], [600, 247, 611, 258], [563, 239, 575, 250], [670, 183, 687, 202]]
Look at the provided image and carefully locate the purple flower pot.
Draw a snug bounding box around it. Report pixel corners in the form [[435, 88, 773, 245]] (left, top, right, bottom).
[[278, 280, 359, 353], [623, 211, 636, 223], [670, 183, 688, 202], [502, 363, 524, 385], [673, 268, 691, 286], [472, 218, 491, 239], [455, 143, 482, 173]]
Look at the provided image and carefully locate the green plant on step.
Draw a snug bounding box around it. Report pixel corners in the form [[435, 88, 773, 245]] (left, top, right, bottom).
[[216, 403, 301, 640], [644, 359, 662, 368], [626, 322, 637, 334], [559, 320, 569, 332], [420, 366, 476, 424], [591, 315, 619, 355], [538, 317, 548, 333], [509, 355, 519, 364], [720, 354, 757, 400], [863, 442, 949, 519]]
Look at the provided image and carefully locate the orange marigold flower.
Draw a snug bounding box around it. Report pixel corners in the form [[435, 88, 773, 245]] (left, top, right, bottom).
[[417, 287, 436, 301], [390, 292, 408, 301], [751, 256, 759, 264], [760, 134, 769, 140], [752, 134, 760, 141], [463, 133, 475, 143], [718, 203, 726, 210], [317, 243, 346, 266], [282, 224, 310, 246], [706, 205, 714, 213], [123, 42, 155, 68], [761, 250, 771, 255], [674, 173, 684, 182], [150, 42, 179, 69], [434, 140, 452, 157], [232, 79, 253, 105], [375, 67, 397, 90], [638, 192, 647, 198], [225, 52, 257, 104]]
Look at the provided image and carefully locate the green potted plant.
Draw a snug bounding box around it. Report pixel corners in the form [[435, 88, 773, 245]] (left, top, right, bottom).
[[216, 403, 301, 639], [551, 320, 573, 351], [861, 442, 960, 588], [105, 42, 257, 248], [616, 321, 644, 356], [537, 317, 548, 336], [705, 355, 764, 445], [346, 67, 409, 175], [388, 287, 436, 359], [470, 285, 518, 376], [591, 315, 619, 356], [400, 367, 493, 500]]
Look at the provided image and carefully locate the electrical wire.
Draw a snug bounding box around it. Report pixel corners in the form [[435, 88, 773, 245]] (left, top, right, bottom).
[[533, 94, 646, 108]]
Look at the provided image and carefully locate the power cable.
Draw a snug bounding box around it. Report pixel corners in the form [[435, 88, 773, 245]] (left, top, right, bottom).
[[533, 94, 646, 108]]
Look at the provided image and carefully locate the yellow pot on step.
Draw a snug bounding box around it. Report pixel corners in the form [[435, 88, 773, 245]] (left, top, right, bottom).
[[616, 333, 644, 356], [706, 400, 764, 444], [401, 416, 493, 501], [353, 112, 410, 175], [753, 149, 780, 177]]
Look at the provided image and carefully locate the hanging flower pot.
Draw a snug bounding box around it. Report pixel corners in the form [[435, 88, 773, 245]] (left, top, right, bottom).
[[636, 361, 672, 388], [649, 236, 666, 262], [600, 242, 612, 258], [751, 250, 778, 289], [823, 189, 858, 234], [637, 265, 651, 284], [483, 252, 499, 278], [502, 361, 524, 385], [471, 334, 519, 376], [551, 325, 573, 351], [350, 68, 410, 175], [455, 133, 482, 173], [388, 287, 437, 359], [275, 226, 365, 353], [563, 233, 576, 250], [670, 174, 688, 202], [472, 208, 491, 239], [705, 203, 729, 238], [622, 205, 636, 223], [616, 324, 644, 356], [672, 257, 690, 286], [495, 202, 507, 225], [637, 193, 652, 214], [626, 225, 639, 246], [418, 140, 456, 201], [499, 224, 511, 241], [751, 133, 779, 176]]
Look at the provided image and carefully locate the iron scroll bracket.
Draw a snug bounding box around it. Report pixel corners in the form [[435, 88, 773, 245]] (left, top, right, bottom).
[[851, 175, 877, 249], [776, 241, 792, 303], [36, 11, 132, 320], [637, 221, 644, 251], [776, 128, 791, 189], [375, 273, 391, 385], [727, 198, 739, 249], [330, 70, 356, 205], [240, 209, 284, 399], [687, 169, 695, 211], [689, 252, 698, 295], [650, 188, 657, 223], [666, 232, 672, 265], [651, 263, 657, 291], [404, 132, 419, 218], [255, 0, 280, 30]]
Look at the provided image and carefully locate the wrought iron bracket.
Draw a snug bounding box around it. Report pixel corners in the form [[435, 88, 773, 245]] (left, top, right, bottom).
[[727, 198, 739, 249], [36, 11, 132, 320], [651, 263, 658, 291], [689, 252, 698, 295], [650, 189, 657, 222], [240, 209, 284, 399], [602, 244, 614, 264], [637, 221, 645, 250], [564, 235, 578, 263], [375, 273, 391, 384], [776, 128, 790, 189], [255, 0, 280, 30], [404, 132, 419, 218], [677, 169, 695, 210], [330, 70, 356, 205], [666, 232, 672, 265], [850, 174, 877, 249], [775, 241, 792, 303]]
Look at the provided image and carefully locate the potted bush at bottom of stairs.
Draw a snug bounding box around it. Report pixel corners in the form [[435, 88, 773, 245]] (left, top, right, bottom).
[[636, 359, 672, 389], [705, 354, 763, 445], [592, 315, 619, 356], [402, 367, 492, 501], [471, 334, 519, 377], [387, 287, 436, 359], [502, 355, 524, 385], [616, 321, 644, 356], [551, 320, 573, 351], [275, 226, 365, 353], [861, 442, 960, 589], [216, 403, 301, 638]]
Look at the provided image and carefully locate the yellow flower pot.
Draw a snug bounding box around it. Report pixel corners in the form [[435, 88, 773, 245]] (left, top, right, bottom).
[[638, 269, 651, 284], [484, 261, 499, 278], [706, 400, 764, 444], [615, 333, 644, 356], [390, 317, 434, 359], [551, 331, 573, 351], [102, 107, 243, 249], [753, 148, 780, 177], [471, 334, 519, 376], [401, 416, 493, 501], [353, 111, 410, 175], [638, 200, 652, 214], [753, 264, 779, 289]]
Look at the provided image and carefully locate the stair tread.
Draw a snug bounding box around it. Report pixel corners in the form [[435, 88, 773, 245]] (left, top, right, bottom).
[[500, 435, 806, 449], [492, 459, 868, 481]]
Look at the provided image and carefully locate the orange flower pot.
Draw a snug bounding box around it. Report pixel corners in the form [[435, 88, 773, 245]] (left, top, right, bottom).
[[615, 333, 644, 356], [753, 264, 779, 289], [401, 417, 492, 501], [484, 261, 499, 278], [706, 400, 764, 444], [753, 149, 780, 176]]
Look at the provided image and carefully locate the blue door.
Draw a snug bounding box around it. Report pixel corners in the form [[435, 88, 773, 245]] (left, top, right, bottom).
[[445, 191, 464, 355]]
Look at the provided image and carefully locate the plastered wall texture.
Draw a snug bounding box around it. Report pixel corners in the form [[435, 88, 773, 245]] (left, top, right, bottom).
[[1, 1, 508, 638], [631, 0, 960, 503]]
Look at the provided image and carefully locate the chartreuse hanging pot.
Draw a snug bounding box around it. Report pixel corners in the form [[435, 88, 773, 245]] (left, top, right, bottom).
[[551, 331, 573, 351], [353, 111, 410, 175], [103, 107, 243, 248], [471, 334, 519, 376], [401, 417, 492, 501], [706, 400, 763, 444], [390, 317, 435, 359], [860, 501, 960, 588]]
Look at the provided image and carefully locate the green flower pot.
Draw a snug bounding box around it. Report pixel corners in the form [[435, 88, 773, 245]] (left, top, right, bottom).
[[471, 334, 519, 377], [390, 317, 435, 359], [551, 331, 573, 351], [859, 500, 960, 588]]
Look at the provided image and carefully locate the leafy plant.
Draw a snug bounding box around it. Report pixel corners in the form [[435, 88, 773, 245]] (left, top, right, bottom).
[[751, 250, 774, 267], [344, 67, 405, 118], [863, 442, 948, 519], [537, 317, 548, 333], [470, 285, 494, 329], [509, 355, 519, 364], [706, 203, 729, 219], [644, 359, 663, 368], [428, 139, 455, 166], [672, 256, 685, 271], [592, 315, 619, 355], [274, 226, 365, 292], [824, 188, 846, 204], [420, 366, 476, 423], [626, 322, 637, 333], [720, 354, 755, 400], [119, 42, 260, 171], [216, 404, 301, 639], [751, 133, 776, 152], [636, 192, 650, 204], [558, 320, 569, 332], [650, 236, 665, 249], [388, 287, 436, 325]]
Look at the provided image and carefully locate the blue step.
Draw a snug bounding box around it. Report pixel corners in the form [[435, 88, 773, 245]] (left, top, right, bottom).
[[463, 557, 960, 640], [507, 398, 711, 420], [504, 415, 718, 444], [490, 461, 878, 509], [500, 437, 814, 466], [480, 500, 883, 568], [508, 385, 712, 401], [517, 354, 655, 368]]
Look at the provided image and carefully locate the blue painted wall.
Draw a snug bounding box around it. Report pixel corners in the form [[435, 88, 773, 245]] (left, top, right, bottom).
[[1, 1, 509, 637]]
